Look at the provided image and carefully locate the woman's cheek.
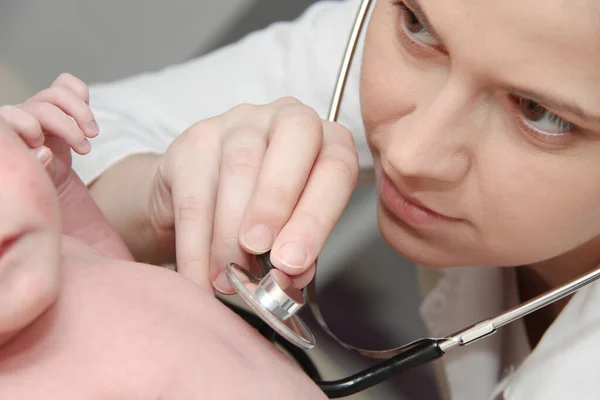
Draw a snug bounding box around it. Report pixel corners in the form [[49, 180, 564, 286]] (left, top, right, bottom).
[[476, 150, 600, 264]]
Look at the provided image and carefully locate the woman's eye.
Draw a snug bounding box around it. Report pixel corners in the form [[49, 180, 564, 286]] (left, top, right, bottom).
[[519, 98, 576, 138], [394, 1, 440, 47]]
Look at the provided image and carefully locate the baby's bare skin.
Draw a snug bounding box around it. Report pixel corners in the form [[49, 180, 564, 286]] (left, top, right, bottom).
[[0, 73, 131, 347], [0, 74, 325, 399], [0, 237, 326, 399]]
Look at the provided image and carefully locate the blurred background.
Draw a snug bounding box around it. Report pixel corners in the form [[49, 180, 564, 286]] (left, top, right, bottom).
[[0, 0, 322, 103], [0, 1, 439, 398]]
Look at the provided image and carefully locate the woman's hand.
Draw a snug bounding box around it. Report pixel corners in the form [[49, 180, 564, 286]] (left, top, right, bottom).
[[151, 97, 359, 293]]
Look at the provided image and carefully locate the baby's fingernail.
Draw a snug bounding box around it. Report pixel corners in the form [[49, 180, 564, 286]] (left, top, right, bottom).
[[213, 271, 235, 295], [34, 147, 52, 166], [241, 224, 273, 253], [276, 242, 307, 269], [79, 138, 91, 153], [85, 121, 99, 137]]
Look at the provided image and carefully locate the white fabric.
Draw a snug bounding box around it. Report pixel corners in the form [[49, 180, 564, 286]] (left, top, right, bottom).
[[72, 0, 369, 184], [74, 0, 600, 398]]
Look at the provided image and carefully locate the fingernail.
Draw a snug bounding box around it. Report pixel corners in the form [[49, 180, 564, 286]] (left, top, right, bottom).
[[276, 242, 307, 269], [79, 138, 91, 153], [85, 121, 99, 137], [34, 147, 52, 166], [241, 224, 273, 253], [213, 271, 235, 295]]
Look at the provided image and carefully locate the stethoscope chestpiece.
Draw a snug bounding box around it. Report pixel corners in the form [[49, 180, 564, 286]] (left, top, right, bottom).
[[255, 268, 305, 319], [224, 260, 316, 350]]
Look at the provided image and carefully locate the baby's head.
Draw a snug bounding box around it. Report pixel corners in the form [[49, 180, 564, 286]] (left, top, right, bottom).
[[0, 118, 60, 342], [359, 0, 600, 269]]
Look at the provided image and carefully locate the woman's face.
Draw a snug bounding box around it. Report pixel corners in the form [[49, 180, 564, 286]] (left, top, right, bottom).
[[360, 0, 600, 268]]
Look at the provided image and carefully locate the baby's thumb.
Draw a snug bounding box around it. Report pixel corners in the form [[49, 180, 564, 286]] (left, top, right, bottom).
[[33, 146, 53, 167]]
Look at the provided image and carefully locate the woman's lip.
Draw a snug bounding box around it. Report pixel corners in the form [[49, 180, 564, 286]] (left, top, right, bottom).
[[378, 173, 460, 227]]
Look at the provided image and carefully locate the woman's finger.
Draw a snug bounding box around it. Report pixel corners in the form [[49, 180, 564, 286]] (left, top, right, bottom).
[[210, 124, 267, 294], [290, 261, 316, 289], [270, 121, 359, 275], [237, 104, 324, 270], [166, 121, 222, 292]]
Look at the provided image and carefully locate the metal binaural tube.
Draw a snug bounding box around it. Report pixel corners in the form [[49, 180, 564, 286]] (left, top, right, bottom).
[[327, 0, 373, 122]]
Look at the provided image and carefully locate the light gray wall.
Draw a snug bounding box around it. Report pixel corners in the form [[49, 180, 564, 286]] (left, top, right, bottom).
[[0, 0, 316, 103]]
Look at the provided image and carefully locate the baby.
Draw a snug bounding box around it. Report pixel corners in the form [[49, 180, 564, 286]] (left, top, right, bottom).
[[0, 74, 325, 399]]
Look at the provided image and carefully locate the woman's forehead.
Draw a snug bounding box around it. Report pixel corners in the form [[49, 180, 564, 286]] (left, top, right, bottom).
[[439, 0, 600, 55], [416, 0, 600, 111]]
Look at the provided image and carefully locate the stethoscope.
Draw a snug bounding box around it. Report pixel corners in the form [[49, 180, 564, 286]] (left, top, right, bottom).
[[221, 0, 600, 397]]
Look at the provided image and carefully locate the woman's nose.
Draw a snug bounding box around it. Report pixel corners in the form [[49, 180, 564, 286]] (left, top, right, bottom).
[[385, 83, 476, 186]]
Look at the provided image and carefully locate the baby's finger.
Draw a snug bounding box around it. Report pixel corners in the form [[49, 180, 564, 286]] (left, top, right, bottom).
[[0, 105, 44, 148], [51, 73, 90, 104], [32, 146, 53, 167], [27, 85, 98, 138], [18, 102, 91, 155]]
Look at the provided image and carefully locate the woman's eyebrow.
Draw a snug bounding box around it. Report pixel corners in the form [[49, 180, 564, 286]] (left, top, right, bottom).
[[404, 0, 600, 126], [404, 0, 443, 41], [506, 85, 600, 125]]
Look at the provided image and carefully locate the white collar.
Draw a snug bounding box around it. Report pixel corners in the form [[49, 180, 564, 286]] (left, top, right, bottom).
[[419, 265, 600, 399], [501, 279, 600, 399], [418, 266, 530, 400]]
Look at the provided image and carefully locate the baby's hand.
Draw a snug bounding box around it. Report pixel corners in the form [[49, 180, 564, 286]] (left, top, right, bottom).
[[0, 73, 97, 186], [0, 75, 131, 348], [0, 74, 133, 261]]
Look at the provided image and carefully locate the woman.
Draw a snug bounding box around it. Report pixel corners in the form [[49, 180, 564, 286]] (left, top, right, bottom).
[[74, 0, 600, 398]]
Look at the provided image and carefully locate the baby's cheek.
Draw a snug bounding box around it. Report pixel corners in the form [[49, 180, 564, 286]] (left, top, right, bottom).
[[0, 132, 56, 221], [0, 158, 59, 228]]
